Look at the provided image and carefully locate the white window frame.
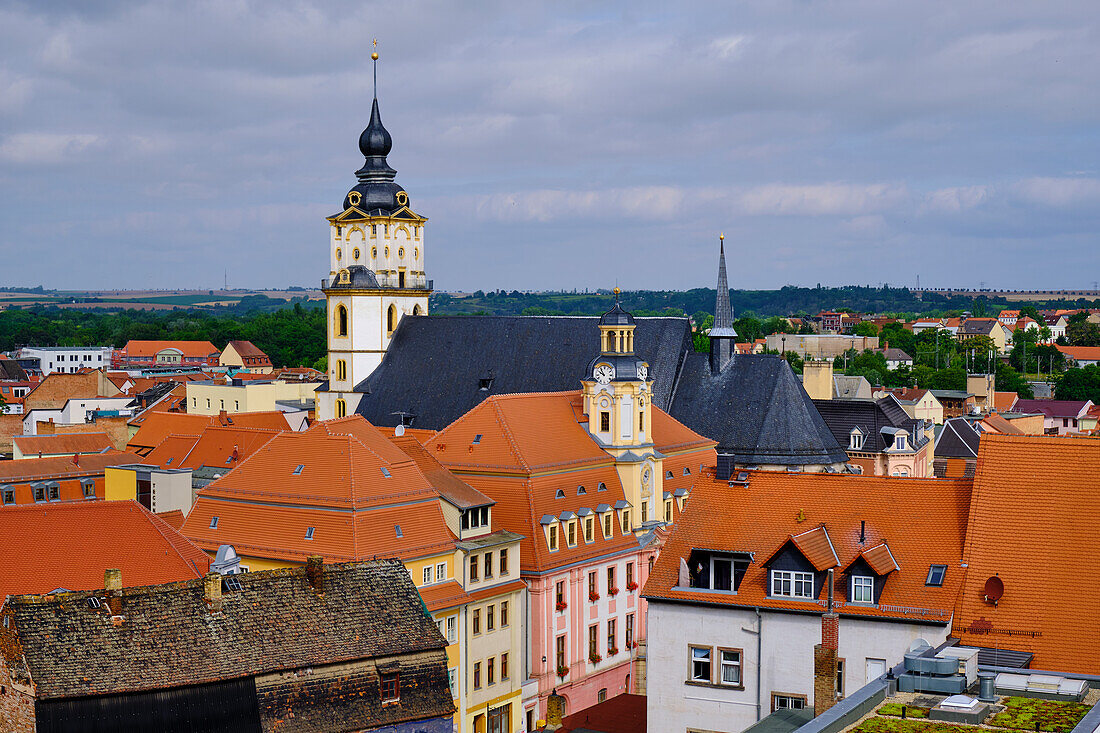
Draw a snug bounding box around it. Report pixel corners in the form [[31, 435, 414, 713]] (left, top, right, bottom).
[[849, 428, 864, 451], [771, 570, 814, 599], [423, 566, 433, 585], [720, 649, 742, 686], [446, 615, 457, 643], [689, 646, 712, 683], [436, 562, 447, 581], [851, 575, 874, 603]]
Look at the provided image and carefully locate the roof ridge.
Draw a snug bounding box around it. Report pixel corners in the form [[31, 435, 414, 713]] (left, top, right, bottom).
[[491, 399, 530, 472], [138, 503, 208, 577]]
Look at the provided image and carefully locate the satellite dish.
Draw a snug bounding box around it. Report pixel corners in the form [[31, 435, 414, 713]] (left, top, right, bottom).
[[983, 576, 1004, 602], [395, 424, 406, 437]]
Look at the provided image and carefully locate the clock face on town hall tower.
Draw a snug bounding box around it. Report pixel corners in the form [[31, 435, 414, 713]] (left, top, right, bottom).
[[594, 364, 615, 384]]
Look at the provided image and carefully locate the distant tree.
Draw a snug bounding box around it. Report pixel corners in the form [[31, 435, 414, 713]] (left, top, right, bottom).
[[1066, 318, 1100, 347], [851, 322, 879, 337], [995, 363, 1033, 398], [762, 316, 794, 336], [733, 315, 762, 343], [312, 355, 328, 373], [1018, 305, 1042, 322], [783, 351, 804, 374], [1055, 365, 1100, 403]]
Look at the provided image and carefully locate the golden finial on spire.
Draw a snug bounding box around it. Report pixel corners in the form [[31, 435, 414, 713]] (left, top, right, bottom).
[[371, 38, 379, 61], [613, 286, 621, 302], [719, 232, 724, 241]]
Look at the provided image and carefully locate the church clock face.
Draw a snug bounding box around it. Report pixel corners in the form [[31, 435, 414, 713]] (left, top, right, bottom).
[[637, 363, 648, 380], [594, 364, 615, 384], [642, 467, 652, 488]]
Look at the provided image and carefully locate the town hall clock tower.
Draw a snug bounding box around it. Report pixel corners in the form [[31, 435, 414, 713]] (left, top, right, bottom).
[[317, 54, 431, 421]]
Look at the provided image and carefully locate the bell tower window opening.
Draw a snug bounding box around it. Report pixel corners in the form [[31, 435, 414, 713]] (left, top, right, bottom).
[[387, 305, 398, 335], [600, 412, 610, 432], [335, 305, 349, 337], [413, 304, 422, 316], [337, 359, 347, 381], [399, 270, 406, 288], [335, 247, 342, 260], [335, 399, 347, 418]]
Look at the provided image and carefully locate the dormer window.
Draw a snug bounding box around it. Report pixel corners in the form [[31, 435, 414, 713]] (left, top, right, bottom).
[[548, 524, 559, 551], [771, 570, 814, 599], [895, 435, 906, 450], [566, 520, 577, 547], [461, 506, 490, 531], [687, 550, 750, 592], [602, 512, 613, 538], [849, 428, 864, 451], [577, 485, 587, 495], [851, 575, 874, 603]]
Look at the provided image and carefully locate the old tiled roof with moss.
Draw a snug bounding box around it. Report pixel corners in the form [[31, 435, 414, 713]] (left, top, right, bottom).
[[0, 558, 448, 700], [954, 433, 1100, 674]]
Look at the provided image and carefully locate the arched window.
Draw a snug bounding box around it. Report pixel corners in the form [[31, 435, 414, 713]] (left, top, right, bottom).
[[387, 305, 397, 335], [337, 359, 347, 381], [335, 305, 348, 337], [413, 304, 422, 316], [335, 399, 347, 418]]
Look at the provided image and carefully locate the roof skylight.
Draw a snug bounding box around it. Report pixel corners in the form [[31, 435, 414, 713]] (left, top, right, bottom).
[[209, 516, 219, 529], [293, 465, 305, 475], [395, 525, 403, 537], [381, 467, 392, 478], [305, 526, 315, 540]]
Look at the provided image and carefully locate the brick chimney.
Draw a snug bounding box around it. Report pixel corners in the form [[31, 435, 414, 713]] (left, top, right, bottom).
[[204, 572, 223, 613], [814, 568, 840, 717], [306, 555, 324, 593], [104, 568, 123, 616], [218, 410, 229, 426]]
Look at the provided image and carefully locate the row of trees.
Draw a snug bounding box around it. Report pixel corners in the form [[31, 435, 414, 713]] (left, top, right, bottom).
[[0, 304, 327, 369]]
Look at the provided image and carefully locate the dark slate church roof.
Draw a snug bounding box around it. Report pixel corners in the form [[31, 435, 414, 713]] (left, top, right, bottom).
[[354, 315, 847, 467], [669, 352, 848, 466]]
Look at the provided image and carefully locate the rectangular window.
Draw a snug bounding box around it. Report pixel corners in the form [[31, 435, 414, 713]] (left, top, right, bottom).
[[639, 411, 644, 432], [837, 658, 846, 698], [851, 576, 874, 603], [567, 521, 576, 546], [607, 618, 616, 653], [446, 615, 457, 643], [472, 609, 481, 635], [500, 600, 509, 627], [641, 501, 648, 523], [626, 562, 634, 588], [690, 646, 712, 682], [926, 565, 947, 586], [487, 604, 495, 631], [501, 652, 509, 679], [549, 524, 558, 551], [584, 516, 594, 542], [484, 551, 493, 578], [448, 668, 456, 697], [771, 570, 814, 598], [556, 635, 566, 671], [665, 499, 673, 523], [1, 489, 13, 505], [626, 613, 635, 648], [607, 566, 616, 594], [621, 509, 631, 533], [423, 566, 433, 585], [474, 662, 482, 689], [487, 657, 495, 685], [588, 625, 598, 659], [588, 571, 598, 599], [720, 648, 743, 686], [470, 555, 479, 582], [436, 562, 446, 580], [603, 512, 613, 537], [556, 580, 565, 607], [500, 548, 508, 575], [380, 672, 400, 702], [600, 412, 610, 431], [772, 694, 807, 711], [47, 484, 60, 501]]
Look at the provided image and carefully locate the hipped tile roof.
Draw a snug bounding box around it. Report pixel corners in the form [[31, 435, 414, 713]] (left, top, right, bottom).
[[0, 500, 209, 600], [122, 340, 219, 358], [127, 411, 290, 453], [13, 432, 113, 456]]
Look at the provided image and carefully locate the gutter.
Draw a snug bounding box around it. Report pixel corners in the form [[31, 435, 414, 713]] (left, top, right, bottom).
[[753, 607, 763, 722]]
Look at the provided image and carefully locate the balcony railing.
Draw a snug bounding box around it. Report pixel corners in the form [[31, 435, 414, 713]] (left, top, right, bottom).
[[321, 275, 433, 291]]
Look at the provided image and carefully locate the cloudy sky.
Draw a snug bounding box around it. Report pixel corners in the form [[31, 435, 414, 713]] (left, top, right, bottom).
[[1, 1, 1097, 292]]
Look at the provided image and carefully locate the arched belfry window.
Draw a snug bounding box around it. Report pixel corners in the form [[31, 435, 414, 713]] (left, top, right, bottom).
[[387, 305, 397, 335], [335, 305, 348, 337]]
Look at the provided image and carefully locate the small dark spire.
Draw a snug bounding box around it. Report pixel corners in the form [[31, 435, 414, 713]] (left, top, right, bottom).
[[713, 233, 734, 331]]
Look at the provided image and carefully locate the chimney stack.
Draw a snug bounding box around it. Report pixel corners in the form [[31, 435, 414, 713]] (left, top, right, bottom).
[[814, 568, 840, 717], [306, 555, 324, 593], [204, 572, 223, 613], [104, 568, 123, 615]]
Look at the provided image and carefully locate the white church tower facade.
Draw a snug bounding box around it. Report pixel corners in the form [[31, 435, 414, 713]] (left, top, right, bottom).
[[316, 59, 431, 421]]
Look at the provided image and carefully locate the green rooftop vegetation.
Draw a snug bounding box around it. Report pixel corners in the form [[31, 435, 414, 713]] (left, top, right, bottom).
[[853, 717, 984, 733], [987, 697, 1091, 733], [878, 704, 930, 719]]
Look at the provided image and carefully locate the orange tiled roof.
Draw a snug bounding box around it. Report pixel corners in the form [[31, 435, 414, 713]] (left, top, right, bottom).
[[420, 580, 474, 612], [128, 411, 290, 453], [993, 391, 1019, 413], [979, 413, 1023, 435], [180, 417, 458, 563], [156, 509, 186, 531], [0, 500, 209, 599], [427, 391, 716, 573], [389, 434, 492, 509], [13, 432, 114, 456], [225, 340, 268, 359], [788, 525, 839, 571], [644, 470, 971, 622], [857, 542, 900, 575], [122, 340, 219, 358], [954, 433, 1100, 673], [0, 450, 140, 483], [1056, 345, 1100, 361]]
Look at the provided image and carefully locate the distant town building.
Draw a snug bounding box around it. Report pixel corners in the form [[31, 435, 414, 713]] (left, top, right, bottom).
[[116, 340, 220, 369], [218, 340, 273, 373], [764, 333, 879, 359], [17, 346, 112, 376]]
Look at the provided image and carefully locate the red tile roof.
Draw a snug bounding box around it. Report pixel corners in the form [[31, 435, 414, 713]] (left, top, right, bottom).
[[954, 433, 1100, 674], [1056, 345, 1100, 362], [121, 340, 219, 358], [180, 417, 458, 563], [128, 411, 290, 453], [993, 391, 1019, 413], [556, 693, 647, 733], [145, 425, 281, 470], [427, 391, 716, 573], [788, 525, 840, 571], [0, 500, 209, 599], [13, 432, 114, 456], [225, 340, 268, 359], [644, 470, 971, 622]]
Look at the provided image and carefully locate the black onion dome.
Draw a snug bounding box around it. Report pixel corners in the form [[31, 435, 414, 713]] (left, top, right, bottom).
[[599, 302, 635, 327], [342, 97, 408, 213]]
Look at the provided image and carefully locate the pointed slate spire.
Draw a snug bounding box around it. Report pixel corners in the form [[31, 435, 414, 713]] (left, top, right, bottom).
[[709, 234, 737, 374]]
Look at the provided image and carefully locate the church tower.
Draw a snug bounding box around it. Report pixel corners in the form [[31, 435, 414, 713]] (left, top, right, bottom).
[[581, 291, 665, 531], [317, 52, 430, 421], [708, 233, 738, 373]]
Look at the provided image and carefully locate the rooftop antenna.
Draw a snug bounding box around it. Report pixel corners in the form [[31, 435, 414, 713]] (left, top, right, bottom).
[[371, 39, 379, 99]]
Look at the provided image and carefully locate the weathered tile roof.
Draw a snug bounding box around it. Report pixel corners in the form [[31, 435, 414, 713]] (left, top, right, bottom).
[[1056, 345, 1100, 362], [954, 433, 1100, 674], [993, 391, 1019, 413], [643, 470, 971, 622], [0, 500, 209, 600], [128, 411, 290, 453], [1012, 399, 1093, 419], [225, 340, 269, 359], [0, 558, 447, 700], [13, 432, 113, 456]]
